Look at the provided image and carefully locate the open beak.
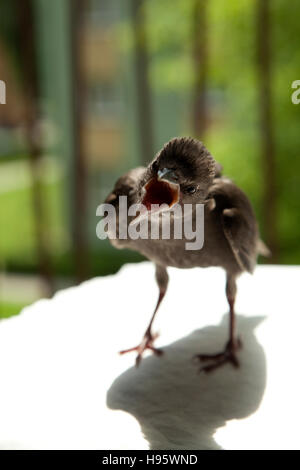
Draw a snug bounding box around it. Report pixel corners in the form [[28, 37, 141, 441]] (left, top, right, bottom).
[[130, 168, 180, 226]]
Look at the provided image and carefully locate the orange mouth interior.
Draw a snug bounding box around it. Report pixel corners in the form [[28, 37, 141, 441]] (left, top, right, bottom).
[[142, 178, 179, 210]]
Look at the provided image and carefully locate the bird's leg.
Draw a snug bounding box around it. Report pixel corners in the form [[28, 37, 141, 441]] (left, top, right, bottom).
[[119, 265, 168, 366], [194, 274, 242, 373]]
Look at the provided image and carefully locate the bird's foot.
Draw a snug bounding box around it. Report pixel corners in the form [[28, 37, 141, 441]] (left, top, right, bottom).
[[119, 330, 163, 367], [193, 337, 242, 373]]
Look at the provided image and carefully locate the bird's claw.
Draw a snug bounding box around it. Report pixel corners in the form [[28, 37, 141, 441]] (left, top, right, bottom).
[[193, 337, 242, 373], [119, 331, 163, 367]]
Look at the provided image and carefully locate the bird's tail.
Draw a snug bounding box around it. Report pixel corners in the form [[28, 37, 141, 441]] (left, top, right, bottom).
[[257, 239, 271, 258]]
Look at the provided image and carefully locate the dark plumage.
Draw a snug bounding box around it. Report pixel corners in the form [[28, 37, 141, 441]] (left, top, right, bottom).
[[104, 137, 268, 371]]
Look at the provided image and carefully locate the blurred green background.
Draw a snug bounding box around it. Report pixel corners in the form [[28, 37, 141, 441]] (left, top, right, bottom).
[[0, 0, 299, 318]]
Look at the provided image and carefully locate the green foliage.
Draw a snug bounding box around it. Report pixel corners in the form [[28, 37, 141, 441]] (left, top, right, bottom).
[[0, 177, 67, 265], [0, 301, 27, 319], [1, 0, 299, 278]]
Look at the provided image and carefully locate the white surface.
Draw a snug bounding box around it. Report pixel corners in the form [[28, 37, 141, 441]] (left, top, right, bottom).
[[0, 262, 299, 450]]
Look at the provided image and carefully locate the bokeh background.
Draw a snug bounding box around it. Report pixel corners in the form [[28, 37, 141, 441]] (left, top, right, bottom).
[[0, 0, 299, 318]]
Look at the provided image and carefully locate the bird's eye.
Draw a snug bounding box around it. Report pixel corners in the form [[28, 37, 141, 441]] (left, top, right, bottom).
[[185, 186, 196, 194]]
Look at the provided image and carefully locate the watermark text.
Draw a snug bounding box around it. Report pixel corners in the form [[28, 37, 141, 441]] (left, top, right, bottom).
[[96, 196, 204, 251]]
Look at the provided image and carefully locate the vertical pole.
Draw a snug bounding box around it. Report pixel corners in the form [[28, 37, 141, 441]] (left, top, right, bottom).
[[192, 0, 208, 140], [131, 0, 154, 165], [256, 0, 278, 260], [70, 0, 89, 282], [18, 0, 54, 295]]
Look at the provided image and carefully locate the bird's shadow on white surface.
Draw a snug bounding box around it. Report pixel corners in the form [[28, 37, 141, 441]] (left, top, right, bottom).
[[107, 314, 266, 450]]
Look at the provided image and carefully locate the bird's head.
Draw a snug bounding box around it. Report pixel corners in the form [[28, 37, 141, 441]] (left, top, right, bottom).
[[133, 137, 217, 223]]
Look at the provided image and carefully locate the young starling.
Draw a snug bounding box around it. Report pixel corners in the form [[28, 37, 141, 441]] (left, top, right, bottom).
[[104, 137, 268, 372]]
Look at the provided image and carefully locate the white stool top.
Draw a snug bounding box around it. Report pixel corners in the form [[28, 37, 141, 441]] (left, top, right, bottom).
[[0, 262, 299, 450]]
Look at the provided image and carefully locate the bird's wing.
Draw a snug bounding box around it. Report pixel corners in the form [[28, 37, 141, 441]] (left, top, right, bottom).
[[210, 179, 258, 273], [104, 167, 147, 250], [221, 207, 256, 273], [105, 167, 146, 204]]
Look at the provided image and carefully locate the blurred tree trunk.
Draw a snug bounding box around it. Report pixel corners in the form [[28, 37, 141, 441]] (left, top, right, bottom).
[[70, 0, 89, 283], [18, 0, 54, 295], [131, 0, 154, 165], [192, 0, 208, 140], [256, 0, 278, 260]]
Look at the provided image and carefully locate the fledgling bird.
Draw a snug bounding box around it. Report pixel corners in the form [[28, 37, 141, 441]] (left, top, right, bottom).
[[104, 137, 268, 372]]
